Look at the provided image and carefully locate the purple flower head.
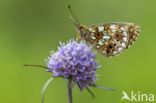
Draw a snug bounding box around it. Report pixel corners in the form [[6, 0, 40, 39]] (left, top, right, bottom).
[[46, 39, 100, 90]]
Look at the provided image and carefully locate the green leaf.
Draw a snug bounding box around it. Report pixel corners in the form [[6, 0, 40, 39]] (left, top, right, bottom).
[[23, 64, 49, 69], [86, 87, 95, 99], [41, 77, 54, 103], [92, 84, 116, 91]]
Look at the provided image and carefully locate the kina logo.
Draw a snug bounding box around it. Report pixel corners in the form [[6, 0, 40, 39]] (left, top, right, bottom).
[[121, 91, 154, 102]]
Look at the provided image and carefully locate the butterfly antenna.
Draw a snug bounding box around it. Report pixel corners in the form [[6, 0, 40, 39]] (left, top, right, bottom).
[[68, 5, 80, 25]]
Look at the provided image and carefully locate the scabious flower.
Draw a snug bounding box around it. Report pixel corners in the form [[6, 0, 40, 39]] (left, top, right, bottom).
[[46, 39, 100, 90]]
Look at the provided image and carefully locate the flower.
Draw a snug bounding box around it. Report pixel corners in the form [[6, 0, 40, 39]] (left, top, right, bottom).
[[46, 39, 100, 90]]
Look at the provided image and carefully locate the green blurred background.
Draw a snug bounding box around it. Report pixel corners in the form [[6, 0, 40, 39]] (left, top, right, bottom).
[[0, 0, 156, 103]]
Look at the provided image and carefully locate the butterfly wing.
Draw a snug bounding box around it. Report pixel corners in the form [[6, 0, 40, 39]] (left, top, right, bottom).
[[87, 22, 140, 57]]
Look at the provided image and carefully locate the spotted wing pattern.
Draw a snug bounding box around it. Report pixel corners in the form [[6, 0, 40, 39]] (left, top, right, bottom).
[[87, 23, 140, 57]]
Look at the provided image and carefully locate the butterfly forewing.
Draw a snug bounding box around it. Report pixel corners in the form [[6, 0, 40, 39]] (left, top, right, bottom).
[[81, 23, 140, 57]]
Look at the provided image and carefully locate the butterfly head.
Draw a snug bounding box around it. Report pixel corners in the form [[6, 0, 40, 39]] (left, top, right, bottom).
[[68, 5, 89, 40], [75, 24, 89, 40]]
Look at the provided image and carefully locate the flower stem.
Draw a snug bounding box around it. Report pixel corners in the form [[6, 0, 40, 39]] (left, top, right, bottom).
[[67, 79, 73, 103]]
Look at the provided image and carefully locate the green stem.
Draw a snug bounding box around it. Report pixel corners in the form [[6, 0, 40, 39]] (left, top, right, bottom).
[[67, 79, 73, 103]]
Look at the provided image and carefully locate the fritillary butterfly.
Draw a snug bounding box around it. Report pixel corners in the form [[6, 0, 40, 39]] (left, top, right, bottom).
[[68, 5, 140, 57]]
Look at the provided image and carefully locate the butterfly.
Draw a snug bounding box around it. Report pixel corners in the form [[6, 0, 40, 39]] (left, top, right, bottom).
[[68, 5, 140, 57]]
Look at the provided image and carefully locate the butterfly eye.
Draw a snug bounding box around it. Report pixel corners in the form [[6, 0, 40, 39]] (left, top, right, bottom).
[[77, 25, 82, 30]]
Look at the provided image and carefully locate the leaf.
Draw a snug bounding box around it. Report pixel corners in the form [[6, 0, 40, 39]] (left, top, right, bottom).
[[41, 77, 54, 103], [23, 64, 49, 69], [92, 84, 116, 91], [86, 87, 95, 99]]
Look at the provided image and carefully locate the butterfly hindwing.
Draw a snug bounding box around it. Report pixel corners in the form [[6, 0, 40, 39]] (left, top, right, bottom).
[[85, 23, 140, 57]]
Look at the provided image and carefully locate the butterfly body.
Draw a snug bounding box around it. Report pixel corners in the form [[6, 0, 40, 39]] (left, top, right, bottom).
[[75, 22, 140, 57]]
